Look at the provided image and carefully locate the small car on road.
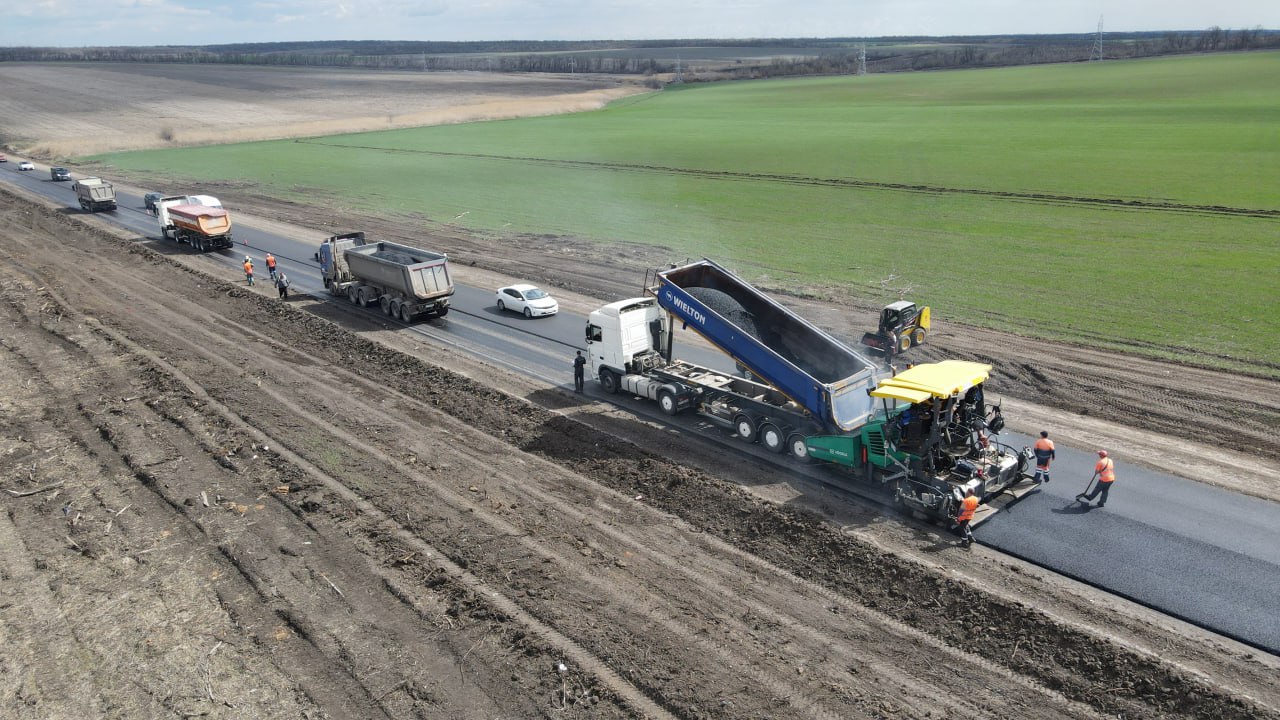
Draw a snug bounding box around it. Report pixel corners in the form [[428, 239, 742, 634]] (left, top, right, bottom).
[[495, 284, 558, 318], [50, 167, 71, 181], [143, 192, 164, 213], [0, 154, 6, 162], [18, 161, 35, 171]]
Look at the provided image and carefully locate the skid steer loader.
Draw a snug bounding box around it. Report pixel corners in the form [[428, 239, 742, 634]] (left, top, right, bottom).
[[861, 301, 930, 363]]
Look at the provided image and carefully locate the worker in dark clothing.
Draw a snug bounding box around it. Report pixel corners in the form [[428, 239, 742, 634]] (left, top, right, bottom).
[[276, 272, 290, 300], [955, 488, 979, 548], [1078, 450, 1117, 507], [573, 351, 586, 393], [1033, 430, 1055, 483]]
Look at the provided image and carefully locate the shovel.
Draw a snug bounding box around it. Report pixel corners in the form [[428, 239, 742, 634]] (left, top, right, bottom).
[[1075, 475, 1098, 504]]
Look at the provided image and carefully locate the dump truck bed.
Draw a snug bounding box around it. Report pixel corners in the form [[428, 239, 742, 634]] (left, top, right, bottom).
[[167, 204, 231, 236], [343, 241, 453, 302], [653, 259, 880, 432]]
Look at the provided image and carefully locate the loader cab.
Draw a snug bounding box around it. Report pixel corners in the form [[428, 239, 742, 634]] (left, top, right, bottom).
[[879, 301, 919, 335]]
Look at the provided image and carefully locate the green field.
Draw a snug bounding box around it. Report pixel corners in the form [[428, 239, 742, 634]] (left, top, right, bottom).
[[91, 52, 1280, 373]]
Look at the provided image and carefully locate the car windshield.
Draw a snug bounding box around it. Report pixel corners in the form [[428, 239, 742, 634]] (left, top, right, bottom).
[[523, 288, 548, 300]]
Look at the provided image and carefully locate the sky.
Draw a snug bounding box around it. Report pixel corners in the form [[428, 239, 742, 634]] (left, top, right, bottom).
[[2, 0, 1276, 48]]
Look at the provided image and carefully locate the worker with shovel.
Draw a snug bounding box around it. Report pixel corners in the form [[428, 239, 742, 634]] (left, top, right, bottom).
[[1077, 450, 1117, 507]]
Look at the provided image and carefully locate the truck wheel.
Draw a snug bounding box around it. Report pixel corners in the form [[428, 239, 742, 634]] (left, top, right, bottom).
[[435, 306, 449, 318], [399, 304, 413, 323], [658, 390, 679, 416], [599, 369, 620, 394], [347, 286, 359, 304], [734, 415, 757, 443], [789, 434, 815, 463], [912, 328, 926, 346], [380, 296, 391, 315], [759, 423, 786, 453]]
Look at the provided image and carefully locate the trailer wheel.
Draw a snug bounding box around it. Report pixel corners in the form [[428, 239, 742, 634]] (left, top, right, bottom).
[[759, 423, 786, 453], [435, 306, 449, 318], [599, 369, 620, 394], [734, 415, 757, 443], [346, 286, 359, 304], [399, 304, 413, 323], [658, 390, 679, 416], [380, 296, 391, 315], [911, 328, 926, 346], [389, 300, 401, 318], [788, 434, 815, 463]]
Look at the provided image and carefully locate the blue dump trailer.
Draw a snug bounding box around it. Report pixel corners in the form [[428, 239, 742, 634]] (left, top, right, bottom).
[[585, 258, 1033, 524], [653, 259, 880, 433]]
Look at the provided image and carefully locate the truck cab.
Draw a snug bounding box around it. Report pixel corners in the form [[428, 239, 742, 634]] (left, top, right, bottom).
[[585, 298, 670, 387]]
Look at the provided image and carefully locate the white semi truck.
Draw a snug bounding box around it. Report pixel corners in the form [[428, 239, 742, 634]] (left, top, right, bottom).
[[155, 195, 234, 252]]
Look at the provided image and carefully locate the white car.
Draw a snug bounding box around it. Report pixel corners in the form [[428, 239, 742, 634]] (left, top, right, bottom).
[[496, 284, 558, 318], [18, 161, 35, 171]]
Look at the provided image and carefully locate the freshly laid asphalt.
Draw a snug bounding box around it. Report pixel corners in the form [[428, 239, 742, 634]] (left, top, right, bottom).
[[976, 436, 1280, 654], [5, 164, 1279, 655]]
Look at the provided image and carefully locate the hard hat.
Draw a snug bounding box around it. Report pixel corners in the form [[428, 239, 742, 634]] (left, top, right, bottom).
[[245, 256, 251, 261], [1097, 449, 1108, 457]]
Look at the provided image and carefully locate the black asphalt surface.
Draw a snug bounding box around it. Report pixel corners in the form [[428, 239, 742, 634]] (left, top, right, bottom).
[[4, 162, 1279, 655]]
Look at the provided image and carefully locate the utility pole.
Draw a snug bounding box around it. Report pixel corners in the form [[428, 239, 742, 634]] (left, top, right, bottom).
[[1090, 16, 1104, 61]]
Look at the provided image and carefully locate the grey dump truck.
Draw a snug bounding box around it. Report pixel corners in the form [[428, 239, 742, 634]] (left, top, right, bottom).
[[72, 177, 117, 212], [317, 232, 453, 322]]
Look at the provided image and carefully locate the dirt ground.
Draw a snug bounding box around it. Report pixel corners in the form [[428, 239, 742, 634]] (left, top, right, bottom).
[[2, 65, 1279, 719], [0, 63, 645, 157]]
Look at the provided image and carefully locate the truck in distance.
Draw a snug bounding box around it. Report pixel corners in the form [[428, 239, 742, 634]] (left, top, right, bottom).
[[318, 232, 453, 323], [71, 177, 117, 212], [155, 195, 234, 252]]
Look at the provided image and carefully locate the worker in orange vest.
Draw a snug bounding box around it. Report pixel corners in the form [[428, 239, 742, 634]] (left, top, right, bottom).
[[1078, 450, 1117, 507], [1033, 430, 1055, 483], [243, 256, 255, 286], [955, 488, 979, 548], [265, 253, 277, 281]]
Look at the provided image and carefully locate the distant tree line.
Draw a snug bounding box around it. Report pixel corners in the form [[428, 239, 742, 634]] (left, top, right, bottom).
[[1, 29, 1276, 80]]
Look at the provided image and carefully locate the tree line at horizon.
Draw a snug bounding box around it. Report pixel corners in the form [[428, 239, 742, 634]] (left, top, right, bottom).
[[1, 29, 1276, 79]]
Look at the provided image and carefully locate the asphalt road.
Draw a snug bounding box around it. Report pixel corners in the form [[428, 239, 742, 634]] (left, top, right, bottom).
[[5, 162, 1279, 655]]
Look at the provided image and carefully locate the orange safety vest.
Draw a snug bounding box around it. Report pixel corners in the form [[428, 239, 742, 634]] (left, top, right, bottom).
[[957, 495, 979, 522], [1034, 437, 1055, 467], [243, 260, 253, 275], [265, 254, 276, 269], [1095, 457, 1115, 483]]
